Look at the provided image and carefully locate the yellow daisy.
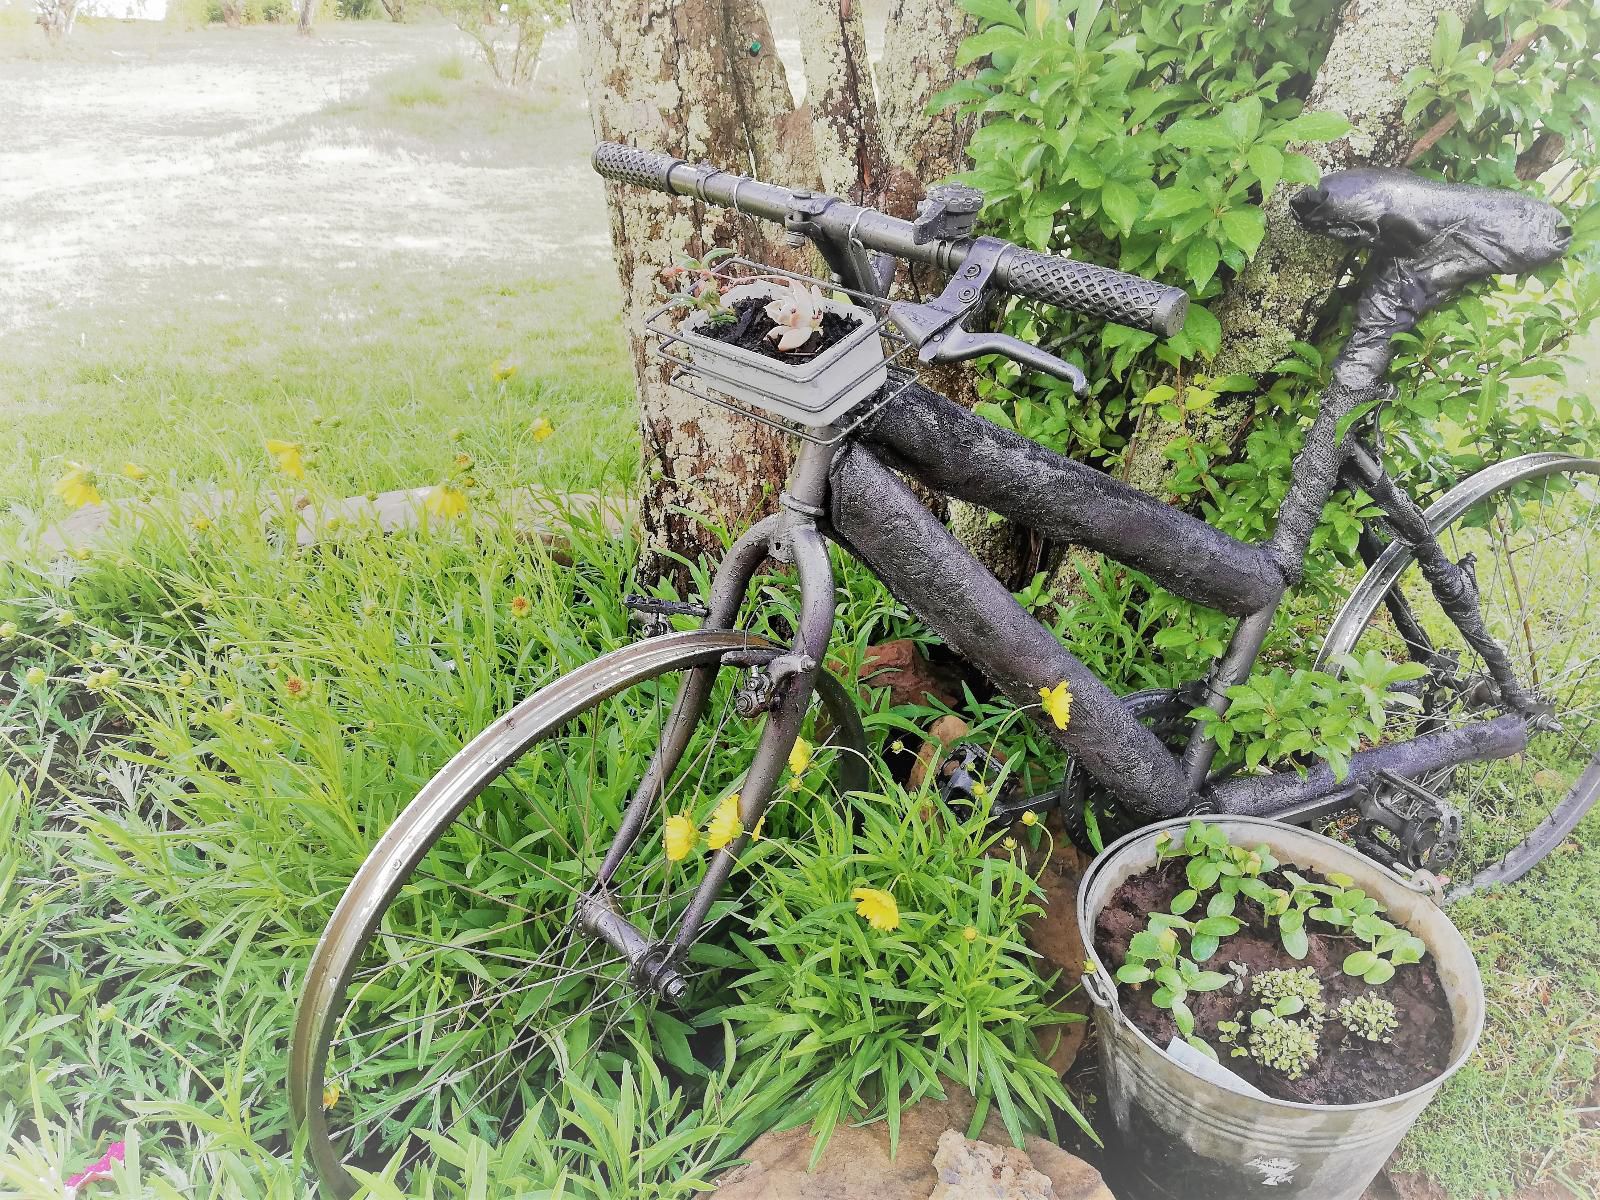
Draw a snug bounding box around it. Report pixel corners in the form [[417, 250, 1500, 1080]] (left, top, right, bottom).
[[1039, 680, 1073, 730], [425, 484, 469, 519], [663, 813, 697, 862], [265, 439, 305, 480], [706, 793, 743, 850], [52, 464, 101, 509], [851, 885, 900, 932]]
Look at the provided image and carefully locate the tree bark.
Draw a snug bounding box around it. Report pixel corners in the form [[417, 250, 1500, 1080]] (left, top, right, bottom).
[[298, 0, 315, 34], [1121, 0, 1479, 499], [572, 0, 802, 579], [793, 0, 897, 207]]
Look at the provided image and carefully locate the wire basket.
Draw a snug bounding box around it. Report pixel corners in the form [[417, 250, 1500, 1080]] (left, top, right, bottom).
[[645, 258, 923, 445]]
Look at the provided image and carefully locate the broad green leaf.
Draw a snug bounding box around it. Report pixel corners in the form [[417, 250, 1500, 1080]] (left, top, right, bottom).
[[1273, 109, 1353, 145], [1343, 950, 1378, 976], [1246, 143, 1283, 196], [1220, 208, 1265, 258], [1102, 180, 1140, 236]]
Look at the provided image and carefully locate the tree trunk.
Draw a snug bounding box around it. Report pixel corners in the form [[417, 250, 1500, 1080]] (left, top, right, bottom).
[[574, 0, 989, 580], [792, 0, 898, 207], [572, 0, 802, 580], [298, 0, 315, 34], [1121, 0, 1479, 499]]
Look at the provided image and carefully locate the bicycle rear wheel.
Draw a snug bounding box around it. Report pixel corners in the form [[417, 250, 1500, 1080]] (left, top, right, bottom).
[[288, 630, 866, 1197], [1320, 454, 1600, 897]]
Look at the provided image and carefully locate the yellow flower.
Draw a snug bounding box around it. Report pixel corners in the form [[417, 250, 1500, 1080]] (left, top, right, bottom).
[[265, 439, 305, 480], [192, 516, 212, 531], [284, 676, 311, 701], [663, 813, 697, 862], [52, 463, 101, 509], [530, 416, 554, 443], [509, 595, 532, 619], [25, 666, 46, 687], [425, 484, 469, 519], [176, 671, 195, 688], [1021, 810, 1039, 827], [0, 621, 15, 640], [122, 462, 149, 481], [1003, 836, 1018, 851], [705, 793, 743, 850], [321, 1083, 341, 1111], [1039, 680, 1073, 730], [788, 735, 812, 776], [787, 776, 804, 792], [54, 610, 75, 628], [962, 925, 978, 943], [851, 885, 900, 932], [491, 356, 521, 381], [70, 546, 91, 561]]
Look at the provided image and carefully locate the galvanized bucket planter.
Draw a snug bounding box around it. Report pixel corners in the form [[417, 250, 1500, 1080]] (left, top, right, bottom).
[[1077, 816, 1484, 1200]]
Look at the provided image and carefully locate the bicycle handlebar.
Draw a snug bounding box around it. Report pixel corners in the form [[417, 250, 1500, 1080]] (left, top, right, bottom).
[[591, 142, 1189, 339]]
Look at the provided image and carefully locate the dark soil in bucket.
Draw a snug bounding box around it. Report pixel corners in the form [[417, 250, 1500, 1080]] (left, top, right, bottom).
[[697, 295, 860, 362], [1093, 858, 1455, 1105]]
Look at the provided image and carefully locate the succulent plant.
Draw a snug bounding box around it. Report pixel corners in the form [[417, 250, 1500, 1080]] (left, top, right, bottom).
[[763, 279, 827, 352], [1338, 993, 1399, 1043]]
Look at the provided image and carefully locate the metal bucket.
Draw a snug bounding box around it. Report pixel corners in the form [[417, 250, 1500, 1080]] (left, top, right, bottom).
[[1076, 816, 1484, 1200]]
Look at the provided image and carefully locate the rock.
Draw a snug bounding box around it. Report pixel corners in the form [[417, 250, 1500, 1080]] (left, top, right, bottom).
[[702, 1087, 1110, 1200], [860, 639, 965, 711], [928, 1130, 1052, 1199]]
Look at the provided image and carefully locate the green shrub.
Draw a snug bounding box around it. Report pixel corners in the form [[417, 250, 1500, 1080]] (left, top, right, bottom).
[[721, 778, 1085, 1156], [944, 0, 1600, 703]]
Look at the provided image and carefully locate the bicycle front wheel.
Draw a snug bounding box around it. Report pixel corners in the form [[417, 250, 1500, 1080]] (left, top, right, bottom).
[[288, 630, 866, 1197], [1320, 453, 1600, 897]]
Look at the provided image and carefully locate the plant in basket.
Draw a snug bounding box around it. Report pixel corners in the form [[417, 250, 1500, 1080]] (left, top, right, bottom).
[[658, 252, 888, 427]]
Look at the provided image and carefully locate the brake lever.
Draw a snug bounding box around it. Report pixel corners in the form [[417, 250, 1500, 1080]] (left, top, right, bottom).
[[886, 233, 1088, 395], [921, 326, 1087, 392]]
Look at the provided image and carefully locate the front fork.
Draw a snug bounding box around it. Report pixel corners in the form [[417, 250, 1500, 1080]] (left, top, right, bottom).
[[580, 497, 840, 1001]]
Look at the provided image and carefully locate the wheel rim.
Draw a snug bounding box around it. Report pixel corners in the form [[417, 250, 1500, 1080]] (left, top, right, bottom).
[[289, 632, 865, 1196], [1324, 459, 1600, 895]]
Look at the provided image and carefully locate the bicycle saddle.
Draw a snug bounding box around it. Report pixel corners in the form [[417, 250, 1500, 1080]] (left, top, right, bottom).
[[1290, 169, 1572, 279], [1291, 169, 1571, 388]]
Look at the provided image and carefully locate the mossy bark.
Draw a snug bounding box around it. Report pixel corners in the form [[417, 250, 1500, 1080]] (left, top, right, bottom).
[[574, 0, 987, 580], [1121, 0, 1480, 500]]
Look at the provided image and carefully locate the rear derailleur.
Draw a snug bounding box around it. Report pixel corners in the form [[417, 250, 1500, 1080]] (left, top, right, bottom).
[[1352, 770, 1461, 876]]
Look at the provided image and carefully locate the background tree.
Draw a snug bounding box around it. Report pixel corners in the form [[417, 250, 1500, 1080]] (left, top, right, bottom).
[[445, 0, 564, 85], [572, 0, 977, 574]]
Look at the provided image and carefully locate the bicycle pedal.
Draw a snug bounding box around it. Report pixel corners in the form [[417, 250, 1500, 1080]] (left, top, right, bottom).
[[936, 744, 1017, 809]]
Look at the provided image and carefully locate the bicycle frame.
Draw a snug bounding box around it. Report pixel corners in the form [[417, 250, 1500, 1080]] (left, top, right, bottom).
[[618, 191, 1553, 970]]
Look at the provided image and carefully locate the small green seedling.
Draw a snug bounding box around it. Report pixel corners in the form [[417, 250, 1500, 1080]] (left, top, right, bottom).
[[1251, 966, 1327, 1023], [1338, 993, 1399, 1043], [663, 248, 738, 326]]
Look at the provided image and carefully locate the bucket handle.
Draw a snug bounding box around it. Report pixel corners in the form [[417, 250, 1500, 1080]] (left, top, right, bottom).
[[1081, 966, 1120, 1015]]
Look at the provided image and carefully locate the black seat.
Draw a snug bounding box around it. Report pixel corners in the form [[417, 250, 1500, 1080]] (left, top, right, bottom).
[[1291, 168, 1571, 285], [1291, 170, 1572, 389]]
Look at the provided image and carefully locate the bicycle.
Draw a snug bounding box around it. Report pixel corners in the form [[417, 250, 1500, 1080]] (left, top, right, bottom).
[[288, 146, 1596, 1195]]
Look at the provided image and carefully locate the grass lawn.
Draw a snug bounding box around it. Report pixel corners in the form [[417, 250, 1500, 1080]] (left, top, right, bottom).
[[3, 16, 1598, 1200]]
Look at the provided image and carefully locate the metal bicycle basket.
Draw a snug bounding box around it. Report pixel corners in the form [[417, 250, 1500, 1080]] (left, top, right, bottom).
[[645, 258, 923, 445]]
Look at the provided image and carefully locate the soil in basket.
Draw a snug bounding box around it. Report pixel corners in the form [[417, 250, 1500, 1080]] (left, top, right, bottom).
[[1093, 859, 1455, 1105], [701, 296, 860, 362]]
